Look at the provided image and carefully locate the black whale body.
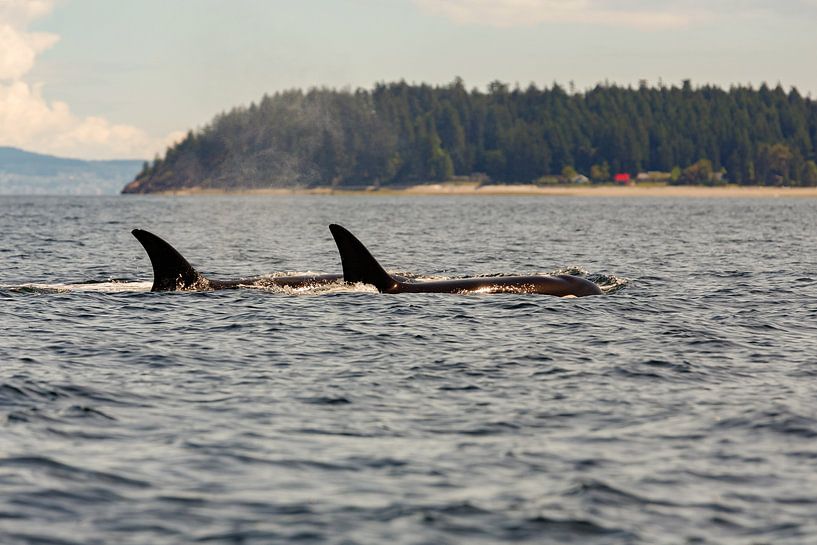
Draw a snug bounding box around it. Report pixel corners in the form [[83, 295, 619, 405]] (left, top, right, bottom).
[[328, 224, 602, 297], [131, 229, 342, 291]]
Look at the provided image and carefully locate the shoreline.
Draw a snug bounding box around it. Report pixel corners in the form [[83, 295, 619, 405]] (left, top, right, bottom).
[[149, 183, 817, 198]]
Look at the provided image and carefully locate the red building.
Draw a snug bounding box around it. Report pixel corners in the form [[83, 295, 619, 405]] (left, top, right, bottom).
[[614, 173, 631, 184]]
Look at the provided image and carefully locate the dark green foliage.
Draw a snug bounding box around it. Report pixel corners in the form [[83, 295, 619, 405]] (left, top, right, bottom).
[[678, 159, 715, 185], [590, 162, 610, 182], [125, 80, 817, 193], [803, 160, 817, 185], [755, 142, 795, 185]]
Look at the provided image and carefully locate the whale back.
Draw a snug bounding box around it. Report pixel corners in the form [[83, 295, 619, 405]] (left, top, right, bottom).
[[131, 229, 205, 291], [329, 224, 396, 292]]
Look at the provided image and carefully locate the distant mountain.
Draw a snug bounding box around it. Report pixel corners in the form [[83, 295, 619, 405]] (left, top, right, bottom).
[[0, 147, 144, 195]]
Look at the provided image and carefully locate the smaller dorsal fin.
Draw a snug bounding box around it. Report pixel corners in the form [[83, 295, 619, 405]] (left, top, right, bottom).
[[329, 224, 397, 292], [131, 229, 205, 291]]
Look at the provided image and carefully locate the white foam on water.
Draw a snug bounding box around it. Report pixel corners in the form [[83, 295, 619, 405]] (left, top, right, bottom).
[[2, 281, 153, 293]]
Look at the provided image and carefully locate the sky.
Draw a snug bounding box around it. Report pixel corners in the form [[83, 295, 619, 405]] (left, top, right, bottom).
[[1, 0, 816, 160]]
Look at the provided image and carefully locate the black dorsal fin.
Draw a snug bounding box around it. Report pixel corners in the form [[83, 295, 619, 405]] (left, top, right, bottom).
[[131, 229, 205, 291], [329, 224, 397, 292]]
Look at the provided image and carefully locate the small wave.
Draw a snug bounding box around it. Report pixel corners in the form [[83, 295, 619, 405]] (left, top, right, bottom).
[[423, 420, 520, 436], [3, 531, 86, 545], [0, 284, 70, 294], [289, 427, 392, 438], [566, 478, 681, 508], [0, 456, 150, 488], [1, 382, 67, 405], [714, 407, 817, 438], [355, 501, 631, 541], [504, 514, 628, 539], [589, 273, 629, 294], [250, 280, 377, 295], [1, 380, 148, 416], [615, 359, 702, 381], [555, 266, 591, 276], [59, 404, 117, 421], [438, 384, 480, 391], [0, 281, 152, 294], [299, 395, 352, 405], [497, 301, 541, 309], [194, 529, 288, 543]]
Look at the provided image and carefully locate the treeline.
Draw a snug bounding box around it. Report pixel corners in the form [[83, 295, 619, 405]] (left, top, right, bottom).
[[123, 79, 817, 193]]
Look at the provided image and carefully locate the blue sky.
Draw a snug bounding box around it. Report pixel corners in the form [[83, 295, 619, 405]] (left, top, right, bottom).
[[2, 0, 816, 159]]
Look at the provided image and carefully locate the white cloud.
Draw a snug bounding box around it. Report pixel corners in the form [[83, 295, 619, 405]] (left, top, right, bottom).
[[0, 22, 58, 80], [0, 0, 176, 159], [414, 0, 817, 29], [0, 80, 185, 158], [412, 0, 707, 29], [0, 0, 55, 26]]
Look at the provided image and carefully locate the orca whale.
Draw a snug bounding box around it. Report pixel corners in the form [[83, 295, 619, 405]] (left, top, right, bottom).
[[328, 224, 602, 297], [131, 229, 342, 291]]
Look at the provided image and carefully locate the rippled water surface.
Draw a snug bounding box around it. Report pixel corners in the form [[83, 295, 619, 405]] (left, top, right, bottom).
[[2, 194, 816, 544]]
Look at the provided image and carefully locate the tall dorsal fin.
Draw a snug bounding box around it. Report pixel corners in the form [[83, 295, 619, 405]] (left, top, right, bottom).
[[328, 224, 397, 292], [131, 229, 205, 291]]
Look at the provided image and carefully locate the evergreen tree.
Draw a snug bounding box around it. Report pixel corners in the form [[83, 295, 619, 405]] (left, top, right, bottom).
[[125, 79, 817, 193]]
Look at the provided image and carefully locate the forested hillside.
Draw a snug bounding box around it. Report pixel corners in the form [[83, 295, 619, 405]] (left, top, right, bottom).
[[123, 79, 817, 193]]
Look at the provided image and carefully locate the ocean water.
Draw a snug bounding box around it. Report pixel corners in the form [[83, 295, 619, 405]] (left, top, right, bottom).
[[1, 194, 816, 545]]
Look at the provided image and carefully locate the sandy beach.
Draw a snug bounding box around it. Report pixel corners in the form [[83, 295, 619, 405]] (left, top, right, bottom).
[[154, 182, 817, 198]]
